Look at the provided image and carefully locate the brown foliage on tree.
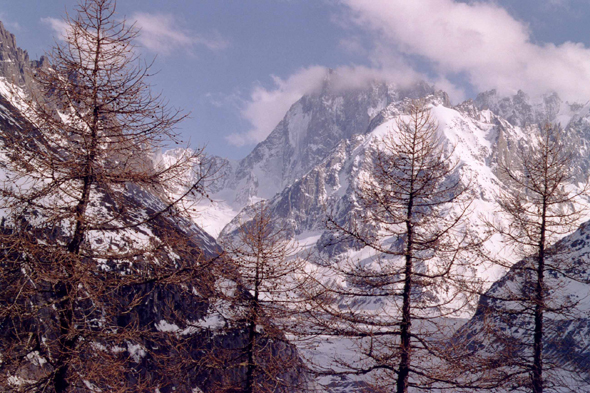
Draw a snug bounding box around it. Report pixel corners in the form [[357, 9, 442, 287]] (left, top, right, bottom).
[[457, 122, 590, 392], [0, 0, 219, 391], [218, 202, 310, 393], [306, 100, 480, 392]]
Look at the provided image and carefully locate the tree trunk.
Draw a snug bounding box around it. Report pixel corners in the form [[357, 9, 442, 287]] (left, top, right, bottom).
[[245, 250, 262, 393], [532, 201, 547, 393], [397, 184, 415, 393], [52, 281, 76, 392], [396, 251, 413, 393], [245, 315, 257, 393]]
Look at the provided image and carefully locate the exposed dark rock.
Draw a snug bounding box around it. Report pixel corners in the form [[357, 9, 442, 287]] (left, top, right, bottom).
[[0, 21, 45, 89]]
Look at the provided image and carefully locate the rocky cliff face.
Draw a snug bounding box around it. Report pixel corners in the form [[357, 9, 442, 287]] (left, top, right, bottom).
[[474, 89, 562, 127], [221, 78, 445, 205], [0, 21, 45, 88]]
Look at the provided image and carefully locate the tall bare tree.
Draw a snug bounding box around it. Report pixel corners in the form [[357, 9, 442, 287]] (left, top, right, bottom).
[[307, 100, 479, 392], [0, 0, 217, 391], [218, 202, 309, 393], [458, 122, 590, 392]]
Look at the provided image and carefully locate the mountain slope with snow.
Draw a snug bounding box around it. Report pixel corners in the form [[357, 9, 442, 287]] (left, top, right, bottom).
[[171, 79, 449, 237], [454, 220, 590, 391], [211, 81, 590, 391], [220, 89, 550, 284]]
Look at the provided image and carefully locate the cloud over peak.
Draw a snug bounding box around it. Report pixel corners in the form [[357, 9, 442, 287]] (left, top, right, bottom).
[[233, 0, 590, 148], [225, 63, 429, 147], [340, 0, 590, 102], [226, 66, 328, 147]]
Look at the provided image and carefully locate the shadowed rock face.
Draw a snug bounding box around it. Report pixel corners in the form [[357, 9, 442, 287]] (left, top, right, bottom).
[[0, 21, 46, 88], [222, 78, 443, 205]]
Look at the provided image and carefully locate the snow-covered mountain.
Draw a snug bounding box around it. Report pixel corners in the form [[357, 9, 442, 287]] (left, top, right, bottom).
[[454, 220, 590, 390], [217, 84, 588, 283], [197, 75, 590, 390], [187, 73, 590, 242], [181, 77, 449, 237], [205, 69, 590, 255], [227, 77, 445, 203]]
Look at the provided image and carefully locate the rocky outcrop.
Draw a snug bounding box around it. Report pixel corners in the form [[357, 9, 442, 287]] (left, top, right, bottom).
[[0, 21, 45, 88], [474, 89, 562, 128], [222, 78, 447, 205]]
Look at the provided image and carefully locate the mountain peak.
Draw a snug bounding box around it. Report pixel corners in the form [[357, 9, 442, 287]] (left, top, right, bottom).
[[474, 88, 565, 127], [231, 79, 448, 201], [0, 20, 45, 88]]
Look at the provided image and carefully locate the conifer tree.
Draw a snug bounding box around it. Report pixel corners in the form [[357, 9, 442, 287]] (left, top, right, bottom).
[[219, 202, 309, 393], [0, 1, 215, 391], [456, 122, 590, 392], [307, 100, 479, 392]]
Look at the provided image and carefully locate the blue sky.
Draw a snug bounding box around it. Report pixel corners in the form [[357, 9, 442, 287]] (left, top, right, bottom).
[[2, 0, 590, 159]]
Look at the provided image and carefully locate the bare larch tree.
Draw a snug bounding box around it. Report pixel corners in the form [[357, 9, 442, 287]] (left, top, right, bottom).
[[0, 0, 217, 391], [461, 122, 590, 392], [219, 202, 309, 393], [307, 100, 479, 393]]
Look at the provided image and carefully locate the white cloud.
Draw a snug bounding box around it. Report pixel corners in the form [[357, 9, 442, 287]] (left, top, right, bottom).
[[41, 17, 69, 40], [340, 0, 590, 102], [432, 76, 467, 104], [228, 63, 423, 147], [547, 0, 569, 8], [226, 66, 328, 146], [131, 12, 228, 55], [328, 64, 421, 92], [44, 13, 228, 57]]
